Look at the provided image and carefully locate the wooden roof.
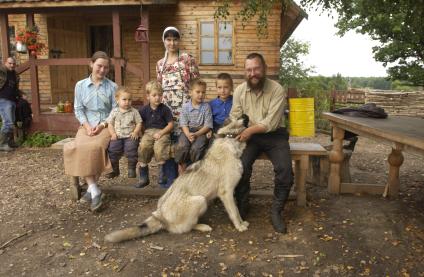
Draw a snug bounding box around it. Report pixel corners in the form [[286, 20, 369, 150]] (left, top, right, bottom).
[[281, 0, 308, 46], [0, 0, 176, 8]]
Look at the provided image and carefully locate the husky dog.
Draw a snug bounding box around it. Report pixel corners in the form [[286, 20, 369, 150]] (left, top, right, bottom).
[[105, 115, 250, 243]]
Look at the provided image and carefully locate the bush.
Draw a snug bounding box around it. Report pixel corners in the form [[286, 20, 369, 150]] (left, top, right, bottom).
[[22, 132, 65, 147]]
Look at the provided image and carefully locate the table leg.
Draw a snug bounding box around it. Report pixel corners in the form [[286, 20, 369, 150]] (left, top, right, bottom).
[[328, 126, 345, 194], [385, 145, 404, 197], [295, 155, 308, 207]]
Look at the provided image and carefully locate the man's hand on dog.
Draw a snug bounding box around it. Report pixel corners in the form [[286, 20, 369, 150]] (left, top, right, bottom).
[[236, 128, 252, 142]]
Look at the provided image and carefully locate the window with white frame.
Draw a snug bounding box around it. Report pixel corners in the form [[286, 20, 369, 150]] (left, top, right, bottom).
[[199, 21, 233, 65]]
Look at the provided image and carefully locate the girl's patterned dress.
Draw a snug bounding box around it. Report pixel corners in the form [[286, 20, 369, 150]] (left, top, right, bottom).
[[156, 52, 199, 135]]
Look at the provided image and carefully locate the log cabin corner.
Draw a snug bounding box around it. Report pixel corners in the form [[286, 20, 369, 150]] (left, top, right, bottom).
[[0, 0, 307, 135]]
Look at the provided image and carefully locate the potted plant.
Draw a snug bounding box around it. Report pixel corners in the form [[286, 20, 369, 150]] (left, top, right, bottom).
[[15, 25, 47, 56]]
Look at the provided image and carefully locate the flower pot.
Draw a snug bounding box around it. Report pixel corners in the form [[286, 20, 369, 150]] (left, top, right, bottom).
[[16, 41, 27, 53]]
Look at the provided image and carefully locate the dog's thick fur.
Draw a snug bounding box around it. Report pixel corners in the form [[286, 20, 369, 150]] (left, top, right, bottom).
[[104, 117, 249, 243]]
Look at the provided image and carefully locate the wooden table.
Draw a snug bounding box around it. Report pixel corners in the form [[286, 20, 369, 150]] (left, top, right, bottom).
[[322, 112, 424, 197]]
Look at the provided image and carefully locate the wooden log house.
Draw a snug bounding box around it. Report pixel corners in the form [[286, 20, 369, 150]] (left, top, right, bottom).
[[0, 0, 306, 135]]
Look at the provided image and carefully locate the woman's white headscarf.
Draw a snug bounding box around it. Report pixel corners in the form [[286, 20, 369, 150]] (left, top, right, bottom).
[[162, 26, 180, 42]]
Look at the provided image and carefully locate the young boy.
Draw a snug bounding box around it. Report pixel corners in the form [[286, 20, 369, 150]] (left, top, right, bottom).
[[209, 73, 233, 132], [106, 87, 142, 179], [175, 78, 213, 173], [136, 81, 174, 188]]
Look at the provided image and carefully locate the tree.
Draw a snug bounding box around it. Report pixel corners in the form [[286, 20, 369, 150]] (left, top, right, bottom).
[[328, 73, 347, 91], [215, 0, 424, 86], [279, 38, 314, 88]]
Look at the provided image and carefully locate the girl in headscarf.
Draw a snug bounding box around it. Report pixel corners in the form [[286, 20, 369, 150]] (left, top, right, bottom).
[[155, 26, 200, 187], [157, 26, 200, 134]]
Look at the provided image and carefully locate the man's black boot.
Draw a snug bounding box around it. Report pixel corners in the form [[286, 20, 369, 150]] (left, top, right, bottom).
[[7, 132, 18, 148], [271, 190, 290, 233], [0, 133, 13, 152], [271, 200, 287, 233]]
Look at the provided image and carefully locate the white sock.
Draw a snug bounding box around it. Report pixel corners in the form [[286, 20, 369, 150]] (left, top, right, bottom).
[[88, 184, 101, 198]]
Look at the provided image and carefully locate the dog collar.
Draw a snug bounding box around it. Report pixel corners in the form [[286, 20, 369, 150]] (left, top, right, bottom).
[[215, 133, 237, 138]]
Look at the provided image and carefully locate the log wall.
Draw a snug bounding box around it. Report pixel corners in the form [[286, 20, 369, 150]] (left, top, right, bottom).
[[6, 1, 283, 110], [366, 90, 424, 118]]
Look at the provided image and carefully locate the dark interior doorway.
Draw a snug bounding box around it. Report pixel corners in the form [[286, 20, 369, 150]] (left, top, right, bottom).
[[89, 25, 115, 81]]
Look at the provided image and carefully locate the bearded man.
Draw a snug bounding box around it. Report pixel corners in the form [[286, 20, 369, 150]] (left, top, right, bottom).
[[229, 52, 293, 233]]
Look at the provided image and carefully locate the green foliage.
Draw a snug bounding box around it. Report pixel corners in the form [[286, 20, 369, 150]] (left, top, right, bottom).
[[215, 0, 289, 37], [390, 80, 421, 91], [300, 0, 424, 86], [279, 38, 315, 88], [215, 0, 424, 85], [22, 132, 65, 147], [348, 77, 391, 90], [294, 76, 334, 131]]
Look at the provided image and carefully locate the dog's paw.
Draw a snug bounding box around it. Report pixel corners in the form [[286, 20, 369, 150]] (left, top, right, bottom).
[[193, 224, 213, 232], [235, 222, 249, 232]]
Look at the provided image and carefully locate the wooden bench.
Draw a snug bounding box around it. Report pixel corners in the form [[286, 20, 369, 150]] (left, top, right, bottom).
[[272, 142, 327, 206], [53, 140, 327, 207]]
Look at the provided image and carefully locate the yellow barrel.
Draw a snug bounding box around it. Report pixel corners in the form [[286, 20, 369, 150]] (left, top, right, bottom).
[[289, 98, 315, 137]]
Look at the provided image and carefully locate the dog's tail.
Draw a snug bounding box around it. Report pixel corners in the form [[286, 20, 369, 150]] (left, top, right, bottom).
[[104, 216, 163, 243]]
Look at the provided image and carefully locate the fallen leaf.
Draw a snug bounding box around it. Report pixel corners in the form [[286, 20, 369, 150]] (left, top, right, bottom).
[[320, 234, 333, 241], [63, 242, 71, 247], [150, 245, 164, 251]]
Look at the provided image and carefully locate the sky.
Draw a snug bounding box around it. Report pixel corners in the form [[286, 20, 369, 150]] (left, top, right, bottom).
[[291, 6, 388, 77]]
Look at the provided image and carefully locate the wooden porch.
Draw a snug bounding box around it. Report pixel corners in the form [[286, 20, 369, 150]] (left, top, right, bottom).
[[0, 0, 306, 135], [0, 3, 165, 135]]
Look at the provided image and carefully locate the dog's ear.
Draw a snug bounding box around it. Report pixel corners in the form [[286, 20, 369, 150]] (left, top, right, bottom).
[[241, 114, 249, 128]]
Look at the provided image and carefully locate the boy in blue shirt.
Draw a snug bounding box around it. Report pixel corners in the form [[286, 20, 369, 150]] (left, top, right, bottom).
[[209, 73, 233, 132], [174, 78, 213, 173]]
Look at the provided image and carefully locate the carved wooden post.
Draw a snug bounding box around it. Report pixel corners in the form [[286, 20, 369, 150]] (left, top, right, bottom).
[[141, 7, 149, 86], [328, 126, 345, 194], [26, 13, 40, 121], [112, 11, 122, 86], [386, 144, 404, 197]]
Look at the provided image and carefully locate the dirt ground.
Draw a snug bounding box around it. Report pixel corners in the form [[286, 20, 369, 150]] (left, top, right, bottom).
[[1, 133, 424, 276]]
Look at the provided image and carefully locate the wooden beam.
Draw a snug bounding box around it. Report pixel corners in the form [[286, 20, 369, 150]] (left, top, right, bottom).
[[112, 11, 122, 86], [28, 58, 40, 120], [26, 13, 41, 121], [16, 61, 30, 74], [99, 186, 298, 200], [126, 62, 144, 78], [0, 1, 177, 10], [30, 113, 79, 135], [0, 6, 144, 15], [141, 6, 150, 87], [0, 12, 10, 62], [34, 58, 90, 66], [340, 183, 385, 195]]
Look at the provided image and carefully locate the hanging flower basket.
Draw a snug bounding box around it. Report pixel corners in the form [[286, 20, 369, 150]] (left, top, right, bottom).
[[15, 25, 47, 56]]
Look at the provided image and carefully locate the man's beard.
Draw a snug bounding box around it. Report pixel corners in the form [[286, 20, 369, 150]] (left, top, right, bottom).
[[247, 76, 266, 91]]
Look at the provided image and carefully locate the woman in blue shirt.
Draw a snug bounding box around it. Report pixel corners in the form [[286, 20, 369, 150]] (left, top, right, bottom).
[[64, 51, 117, 212]]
